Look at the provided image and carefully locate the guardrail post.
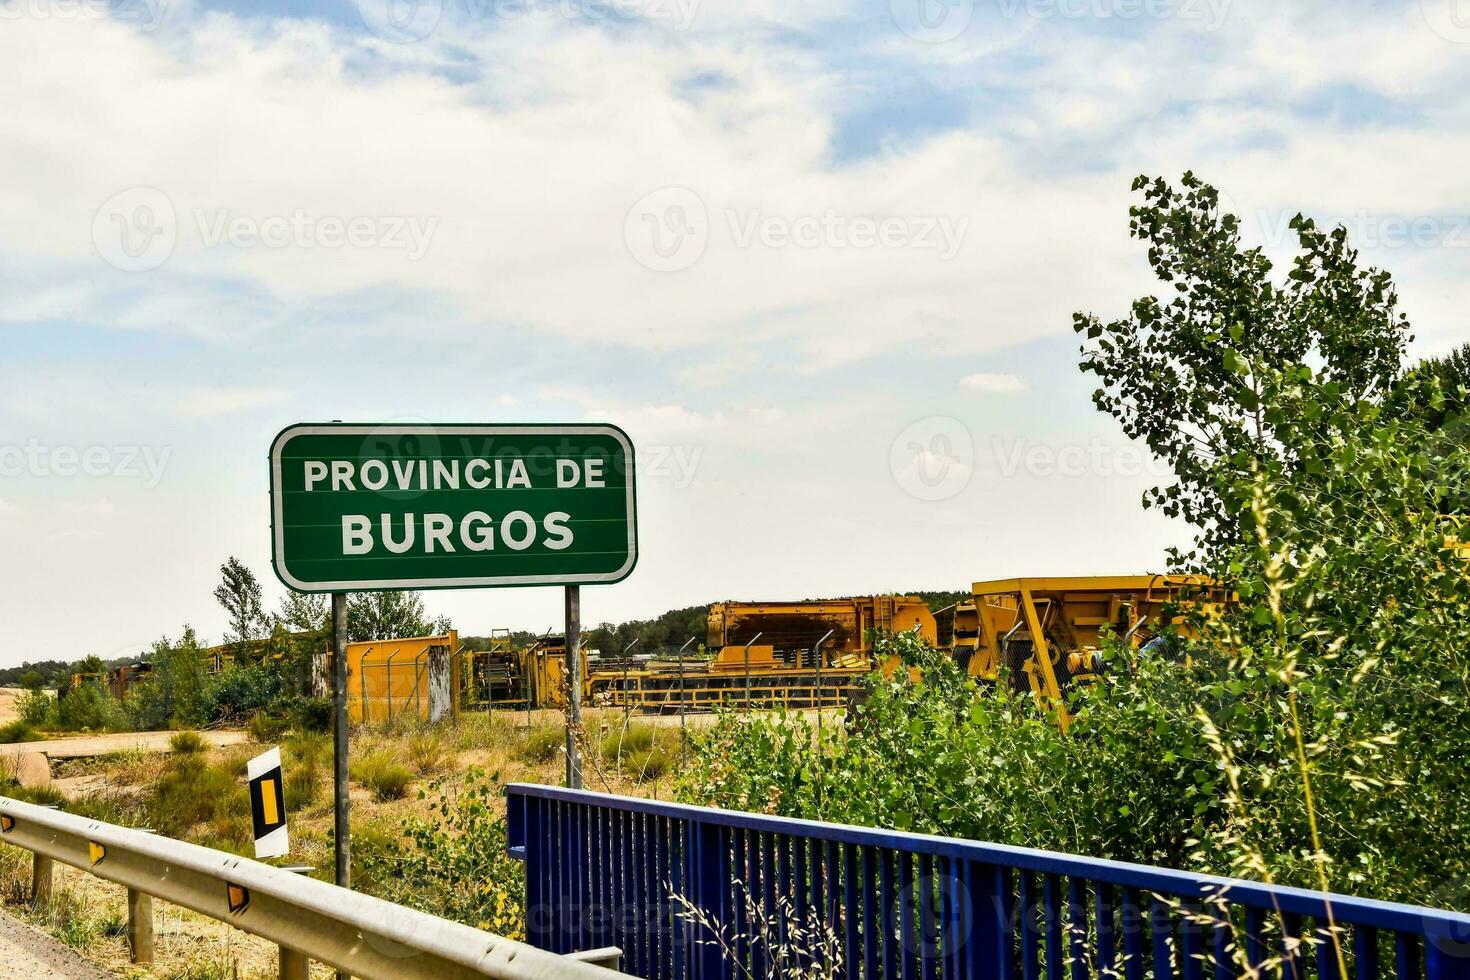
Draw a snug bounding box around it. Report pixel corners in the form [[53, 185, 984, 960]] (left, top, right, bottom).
[[30, 853, 52, 905], [127, 887, 154, 964], [279, 946, 311, 980]]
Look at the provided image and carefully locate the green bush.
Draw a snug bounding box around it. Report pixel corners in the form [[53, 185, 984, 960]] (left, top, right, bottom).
[[351, 749, 413, 801], [56, 684, 128, 732], [16, 689, 55, 728], [203, 664, 288, 725], [293, 696, 333, 733]]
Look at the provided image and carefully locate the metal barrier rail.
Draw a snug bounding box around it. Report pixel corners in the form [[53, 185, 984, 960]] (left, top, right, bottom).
[[506, 784, 1470, 980], [0, 795, 623, 980]]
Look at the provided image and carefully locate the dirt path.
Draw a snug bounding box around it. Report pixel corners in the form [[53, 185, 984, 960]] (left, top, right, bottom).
[[0, 910, 112, 980], [0, 730, 246, 759]]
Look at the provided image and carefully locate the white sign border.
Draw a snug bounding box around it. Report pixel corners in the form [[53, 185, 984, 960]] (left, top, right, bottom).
[[269, 423, 638, 593]]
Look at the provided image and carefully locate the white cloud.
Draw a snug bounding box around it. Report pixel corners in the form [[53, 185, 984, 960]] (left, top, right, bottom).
[[960, 372, 1029, 394], [175, 386, 289, 418], [4, 5, 1468, 373]]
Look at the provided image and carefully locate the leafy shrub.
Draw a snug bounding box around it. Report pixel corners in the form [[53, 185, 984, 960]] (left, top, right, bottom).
[[351, 749, 413, 801], [16, 689, 55, 728], [355, 767, 524, 937], [169, 730, 205, 754], [293, 696, 333, 733], [202, 663, 287, 726], [56, 684, 129, 732]]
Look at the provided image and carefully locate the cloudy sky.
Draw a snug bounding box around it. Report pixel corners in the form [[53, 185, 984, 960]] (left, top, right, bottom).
[[2, 0, 1468, 662]]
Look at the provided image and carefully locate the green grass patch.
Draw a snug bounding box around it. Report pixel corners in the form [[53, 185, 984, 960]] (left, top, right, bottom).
[[351, 749, 414, 801], [0, 720, 41, 744], [517, 724, 564, 764], [169, 730, 205, 754]]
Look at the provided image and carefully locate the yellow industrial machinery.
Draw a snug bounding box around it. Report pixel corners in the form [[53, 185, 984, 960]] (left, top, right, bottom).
[[463, 629, 531, 708], [960, 576, 1229, 730], [459, 581, 1228, 722], [107, 663, 152, 701], [588, 596, 936, 713]]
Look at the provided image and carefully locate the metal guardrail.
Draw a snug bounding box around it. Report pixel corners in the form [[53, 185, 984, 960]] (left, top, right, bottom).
[[0, 795, 623, 980], [506, 784, 1470, 980]]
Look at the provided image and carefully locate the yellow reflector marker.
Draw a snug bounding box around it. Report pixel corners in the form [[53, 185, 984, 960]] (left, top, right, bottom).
[[1, 815, 14, 833], [260, 778, 279, 827], [227, 884, 250, 914], [88, 842, 106, 865]]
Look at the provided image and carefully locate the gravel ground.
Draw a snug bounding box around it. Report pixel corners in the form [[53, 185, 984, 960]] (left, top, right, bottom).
[[0, 910, 113, 980]]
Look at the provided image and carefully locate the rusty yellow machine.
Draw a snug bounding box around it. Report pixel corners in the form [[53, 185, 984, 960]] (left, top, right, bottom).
[[586, 596, 936, 713], [950, 575, 1229, 730]]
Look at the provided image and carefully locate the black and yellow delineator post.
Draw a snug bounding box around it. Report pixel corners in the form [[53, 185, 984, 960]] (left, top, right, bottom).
[[247, 747, 289, 859]]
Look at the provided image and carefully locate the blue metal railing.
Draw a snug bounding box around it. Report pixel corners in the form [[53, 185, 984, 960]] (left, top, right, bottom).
[[506, 784, 1470, 980]]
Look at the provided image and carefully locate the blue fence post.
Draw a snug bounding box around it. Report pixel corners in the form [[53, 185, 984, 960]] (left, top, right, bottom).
[[685, 817, 730, 980], [1426, 932, 1470, 980], [967, 861, 1005, 980]]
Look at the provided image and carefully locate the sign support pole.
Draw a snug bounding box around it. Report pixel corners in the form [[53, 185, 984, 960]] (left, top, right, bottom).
[[565, 585, 583, 789], [331, 592, 350, 892]]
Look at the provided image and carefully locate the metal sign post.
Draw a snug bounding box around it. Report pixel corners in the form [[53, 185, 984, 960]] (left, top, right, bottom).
[[565, 585, 582, 790], [331, 592, 349, 893]]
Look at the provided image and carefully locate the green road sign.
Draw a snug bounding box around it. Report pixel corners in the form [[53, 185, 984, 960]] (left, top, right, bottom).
[[269, 423, 637, 592]]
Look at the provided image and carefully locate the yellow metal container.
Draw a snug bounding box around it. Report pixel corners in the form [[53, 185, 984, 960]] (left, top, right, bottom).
[[346, 631, 460, 724]]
